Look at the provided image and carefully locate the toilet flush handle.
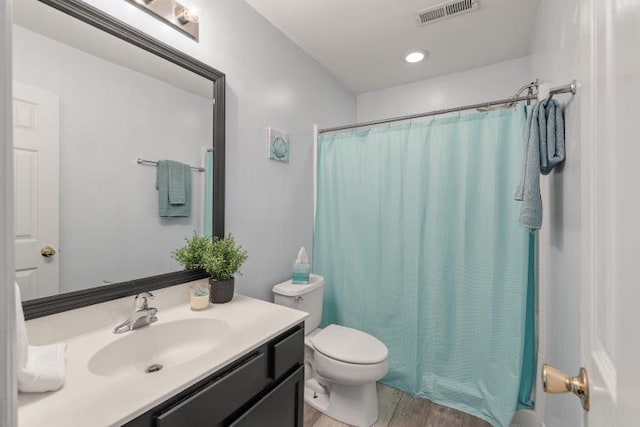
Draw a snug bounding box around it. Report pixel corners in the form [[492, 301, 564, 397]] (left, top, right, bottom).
[[295, 296, 304, 303]]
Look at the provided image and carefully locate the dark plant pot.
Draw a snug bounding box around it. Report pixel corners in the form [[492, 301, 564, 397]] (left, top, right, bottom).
[[209, 277, 234, 303]]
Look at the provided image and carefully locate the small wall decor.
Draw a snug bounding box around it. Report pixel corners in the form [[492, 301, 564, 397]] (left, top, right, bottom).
[[267, 127, 290, 163], [125, 0, 200, 41]]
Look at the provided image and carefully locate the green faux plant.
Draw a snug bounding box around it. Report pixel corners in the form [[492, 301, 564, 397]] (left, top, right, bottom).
[[203, 235, 248, 281], [172, 232, 212, 270], [172, 233, 248, 281]]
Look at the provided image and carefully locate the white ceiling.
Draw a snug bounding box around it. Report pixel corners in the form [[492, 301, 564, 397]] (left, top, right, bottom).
[[245, 0, 540, 94]]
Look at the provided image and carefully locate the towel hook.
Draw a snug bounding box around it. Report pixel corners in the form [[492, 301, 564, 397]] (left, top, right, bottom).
[[527, 86, 534, 105]]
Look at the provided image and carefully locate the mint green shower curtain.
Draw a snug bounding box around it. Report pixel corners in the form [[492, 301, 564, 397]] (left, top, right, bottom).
[[313, 106, 536, 427], [204, 151, 213, 237]]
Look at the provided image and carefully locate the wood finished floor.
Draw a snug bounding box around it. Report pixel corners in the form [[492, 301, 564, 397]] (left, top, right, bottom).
[[304, 384, 490, 427]]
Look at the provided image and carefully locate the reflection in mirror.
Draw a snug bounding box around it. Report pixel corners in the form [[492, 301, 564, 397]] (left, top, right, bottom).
[[13, 0, 214, 301]]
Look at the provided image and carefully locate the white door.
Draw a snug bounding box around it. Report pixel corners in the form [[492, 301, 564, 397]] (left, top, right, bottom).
[[13, 82, 60, 300], [577, 0, 640, 425]]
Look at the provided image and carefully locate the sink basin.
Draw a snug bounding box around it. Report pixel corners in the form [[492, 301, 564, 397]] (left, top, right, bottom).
[[88, 318, 231, 378]]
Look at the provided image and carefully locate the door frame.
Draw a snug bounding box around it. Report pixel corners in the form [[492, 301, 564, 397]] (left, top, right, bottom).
[[579, 0, 617, 423], [0, 0, 17, 425]]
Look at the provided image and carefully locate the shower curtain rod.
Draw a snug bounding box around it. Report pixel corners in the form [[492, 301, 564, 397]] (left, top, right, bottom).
[[318, 79, 577, 134]]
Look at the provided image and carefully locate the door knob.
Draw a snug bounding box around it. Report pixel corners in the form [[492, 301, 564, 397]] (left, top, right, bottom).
[[40, 246, 56, 258], [542, 363, 590, 411]]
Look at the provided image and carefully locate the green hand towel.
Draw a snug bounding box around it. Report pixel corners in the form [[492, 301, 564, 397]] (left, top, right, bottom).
[[168, 160, 186, 205], [156, 160, 191, 217]]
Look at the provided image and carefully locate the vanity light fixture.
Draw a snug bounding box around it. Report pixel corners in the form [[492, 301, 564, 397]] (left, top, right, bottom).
[[125, 0, 200, 41], [176, 5, 199, 25], [405, 50, 428, 64]]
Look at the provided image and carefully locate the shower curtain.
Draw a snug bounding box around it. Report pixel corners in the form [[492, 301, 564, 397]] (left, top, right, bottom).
[[313, 106, 536, 427], [203, 151, 213, 237]]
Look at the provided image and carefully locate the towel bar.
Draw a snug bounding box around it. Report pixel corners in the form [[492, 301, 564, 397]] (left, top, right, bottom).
[[137, 158, 205, 172]]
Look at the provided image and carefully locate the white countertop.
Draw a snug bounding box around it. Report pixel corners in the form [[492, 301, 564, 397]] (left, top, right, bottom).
[[18, 285, 308, 427]]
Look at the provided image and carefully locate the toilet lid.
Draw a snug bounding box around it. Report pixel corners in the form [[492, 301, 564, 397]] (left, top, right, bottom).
[[310, 324, 388, 365]]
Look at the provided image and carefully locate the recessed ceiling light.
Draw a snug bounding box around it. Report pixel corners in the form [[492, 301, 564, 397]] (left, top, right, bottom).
[[405, 50, 427, 64]]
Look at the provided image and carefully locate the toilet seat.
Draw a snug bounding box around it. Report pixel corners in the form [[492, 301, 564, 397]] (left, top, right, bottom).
[[314, 349, 389, 386], [310, 324, 388, 365]]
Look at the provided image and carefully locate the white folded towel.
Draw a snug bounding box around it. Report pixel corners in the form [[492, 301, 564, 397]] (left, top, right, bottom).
[[15, 283, 67, 393], [18, 344, 67, 393]]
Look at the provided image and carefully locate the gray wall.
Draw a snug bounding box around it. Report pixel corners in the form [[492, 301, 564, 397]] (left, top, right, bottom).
[[357, 56, 532, 122], [78, 0, 357, 301], [528, 0, 583, 426]]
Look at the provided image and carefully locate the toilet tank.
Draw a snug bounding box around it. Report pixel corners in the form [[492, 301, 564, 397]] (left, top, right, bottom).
[[273, 274, 324, 334]]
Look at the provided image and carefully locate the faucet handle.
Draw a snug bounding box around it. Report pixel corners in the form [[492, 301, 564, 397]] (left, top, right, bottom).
[[136, 291, 155, 299], [134, 292, 155, 310]]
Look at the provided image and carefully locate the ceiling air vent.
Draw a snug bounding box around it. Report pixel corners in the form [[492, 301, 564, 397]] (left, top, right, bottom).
[[415, 0, 479, 26]]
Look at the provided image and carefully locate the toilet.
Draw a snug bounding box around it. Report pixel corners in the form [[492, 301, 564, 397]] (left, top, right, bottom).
[[273, 274, 388, 427]]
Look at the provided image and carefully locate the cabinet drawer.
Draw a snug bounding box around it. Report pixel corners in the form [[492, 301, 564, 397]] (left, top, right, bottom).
[[154, 351, 266, 427], [270, 327, 304, 380], [230, 366, 304, 427]]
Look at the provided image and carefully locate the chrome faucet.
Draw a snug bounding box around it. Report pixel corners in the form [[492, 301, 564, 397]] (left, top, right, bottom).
[[113, 292, 158, 334]]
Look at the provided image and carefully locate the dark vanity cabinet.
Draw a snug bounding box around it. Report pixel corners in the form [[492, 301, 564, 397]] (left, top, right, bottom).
[[123, 323, 305, 427]]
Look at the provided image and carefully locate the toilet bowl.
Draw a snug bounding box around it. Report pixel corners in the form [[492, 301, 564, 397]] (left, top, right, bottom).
[[273, 275, 389, 427]]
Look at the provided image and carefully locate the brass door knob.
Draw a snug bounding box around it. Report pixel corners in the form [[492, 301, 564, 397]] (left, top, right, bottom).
[[542, 363, 590, 411], [41, 246, 56, 258]]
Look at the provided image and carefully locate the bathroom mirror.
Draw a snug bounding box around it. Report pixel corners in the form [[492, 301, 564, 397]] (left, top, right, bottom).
[[14, 0, 225, 319]]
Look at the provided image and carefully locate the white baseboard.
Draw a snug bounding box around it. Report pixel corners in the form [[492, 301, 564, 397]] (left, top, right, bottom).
[[511, 408, 544, 427]]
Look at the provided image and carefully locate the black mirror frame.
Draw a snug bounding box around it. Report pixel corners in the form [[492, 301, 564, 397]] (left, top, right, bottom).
[[21, 0, 225, 320]]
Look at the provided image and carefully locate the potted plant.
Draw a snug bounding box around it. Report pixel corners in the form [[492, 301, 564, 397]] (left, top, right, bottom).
[[173, 233, 248, 303], [203, 235, 248, 303]]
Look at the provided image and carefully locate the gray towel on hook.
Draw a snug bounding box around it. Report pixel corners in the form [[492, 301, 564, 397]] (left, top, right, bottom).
[[540, 98, 565, 174], [514, 98, 565, 230]]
